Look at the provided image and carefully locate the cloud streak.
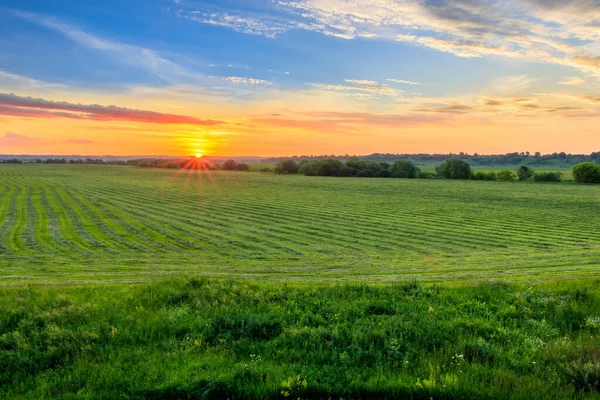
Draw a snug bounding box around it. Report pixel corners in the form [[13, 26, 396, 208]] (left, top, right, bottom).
[[0, 93, 224, 126], [174, 0, 600, 74]]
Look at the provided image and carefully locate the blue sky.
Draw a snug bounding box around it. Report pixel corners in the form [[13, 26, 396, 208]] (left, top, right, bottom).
[[1, 0, 600, 155]]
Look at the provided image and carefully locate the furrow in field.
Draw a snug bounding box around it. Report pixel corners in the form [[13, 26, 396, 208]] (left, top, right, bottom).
[[43, 185, 99, 254], [30, 185, 72, 254], [105, 183, 482, 255], [5, 186, 30, 254], [51, 186, 125, 253], [61, 187, 152, 252], [75, 184, 333, 255]]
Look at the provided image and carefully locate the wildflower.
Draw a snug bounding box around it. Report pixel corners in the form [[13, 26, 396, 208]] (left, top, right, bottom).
[[111, 326, 118, 336]]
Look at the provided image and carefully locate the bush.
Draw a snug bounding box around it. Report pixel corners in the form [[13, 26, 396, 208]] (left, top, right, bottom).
[[236, 163, 250, 171], [516, 166, 534, 181], [355, 170, 373, 178], [317, 159, 343, 176], [275, 160, 298, 174], [417, 171, 436, 179], [436, 159, 472, 180], [573, 162, 600, 184], [390, 160, 418, 179], [497, 170, 514, 181], [374, 169, 391, 178], [223, 159, 237, 171], [340, 166, 358, 177], [549, 337, 600, 393], [533, 172, 561, 182], [471, 172, 497, 181]]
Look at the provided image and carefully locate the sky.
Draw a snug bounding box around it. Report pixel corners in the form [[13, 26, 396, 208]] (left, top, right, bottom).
[[1, 0, 600, 156]]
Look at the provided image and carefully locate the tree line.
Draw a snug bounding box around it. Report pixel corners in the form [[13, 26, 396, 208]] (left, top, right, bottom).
[[263, 151, 600, 167], [272, 158, 600, 184]]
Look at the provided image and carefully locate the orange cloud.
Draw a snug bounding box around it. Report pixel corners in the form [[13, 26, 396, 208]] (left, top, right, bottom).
[[0, 93, 224, 126]]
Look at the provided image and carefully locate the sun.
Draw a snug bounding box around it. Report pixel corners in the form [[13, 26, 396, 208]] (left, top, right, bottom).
[[195, 152, 202, 158]]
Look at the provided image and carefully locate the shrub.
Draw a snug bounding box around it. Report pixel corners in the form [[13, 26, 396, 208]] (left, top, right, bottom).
[[436, 159, 472, 180], [497, 170, 514, 181], [340, 166, 358, 177], [223, 159, 237, 170], [471, 172, 496, 181], [355, 170, 373, 178], [316, 159, 343, 176], [275, 160, 298, 174], [390, 160, 418, 179], [549, 337, 600, 393], [374, 169, 391, 178], [533, 172, 561, 182], [516, 166, 534, 181], [573, 162, 600, 184], [236, 163, 250, 171]]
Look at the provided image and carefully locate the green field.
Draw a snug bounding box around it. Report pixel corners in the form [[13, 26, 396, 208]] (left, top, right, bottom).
[[0, 164, 599, 285], [2, 165, 600, 399]]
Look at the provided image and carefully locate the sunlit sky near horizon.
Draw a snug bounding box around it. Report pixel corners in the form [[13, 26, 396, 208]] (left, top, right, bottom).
[[1, 0, 600, 156]]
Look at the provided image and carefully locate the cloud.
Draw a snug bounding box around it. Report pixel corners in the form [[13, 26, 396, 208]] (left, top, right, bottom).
[[415, 104, 473, 114], [2, 132, 44, 146], [310, 79, 404, 99], [481, 96, 584, 113], [13, 10, 206, 85], [253, 110, 450, 132], [491, 75, 538, 94], [344, 79, 379, 86], [0, 93, 225, 126], [172, 0, 600, 74], [558, 76, 585, 86], [180, 12, 287, 39], [387, 79, 421, 85], [0, 71, 66, 90], [1, 133, 95, 148], [221, 76, 272, 85]]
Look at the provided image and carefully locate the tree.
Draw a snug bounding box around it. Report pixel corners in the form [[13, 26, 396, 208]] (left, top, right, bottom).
[[355, 169, 372, 178], [223, 159, 237, 170], [345, 157, 364, 170], [497, 170, 514, 181], [435, 159, 472, 180], [390, 160, 418, 178], [340, 166, 357, 177], [374, 169, 391, 178], [516, 166, 534, 181], [316, 159, 343, 176], [573, 162, 600, 183], [236, 163, 250, 171], [274, 160, 298, 174]]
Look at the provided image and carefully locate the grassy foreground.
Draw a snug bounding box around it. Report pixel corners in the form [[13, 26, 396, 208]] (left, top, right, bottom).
[[2, 277, 600, 399]]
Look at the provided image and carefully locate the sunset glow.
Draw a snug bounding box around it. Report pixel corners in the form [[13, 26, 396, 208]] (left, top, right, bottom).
[[1, 2, 600, 156]]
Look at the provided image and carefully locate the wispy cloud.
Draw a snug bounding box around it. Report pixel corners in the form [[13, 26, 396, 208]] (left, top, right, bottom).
[[559, 76, 585, 86], [0, 93, 225, 125], [387, 79, 421, 86], [0, 70, 66, 90], [311, 79, 405, 99], [1, 132, 95, 147], [12, 10, 206, 85], [220, 76, 272, 85], [172, 0, 600, 74]]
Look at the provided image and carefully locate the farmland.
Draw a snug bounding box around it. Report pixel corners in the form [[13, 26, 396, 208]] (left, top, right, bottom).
[[2, 164, 600, 399], [1, 164, 600, 285]]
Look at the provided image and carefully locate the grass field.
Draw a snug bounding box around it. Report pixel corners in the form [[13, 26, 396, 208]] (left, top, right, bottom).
[[0, 164, 599, 285], [2, 165, 600, 399]]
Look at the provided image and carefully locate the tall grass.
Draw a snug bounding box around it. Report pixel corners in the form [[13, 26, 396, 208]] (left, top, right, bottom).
[[1, 278, 600, 399]]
